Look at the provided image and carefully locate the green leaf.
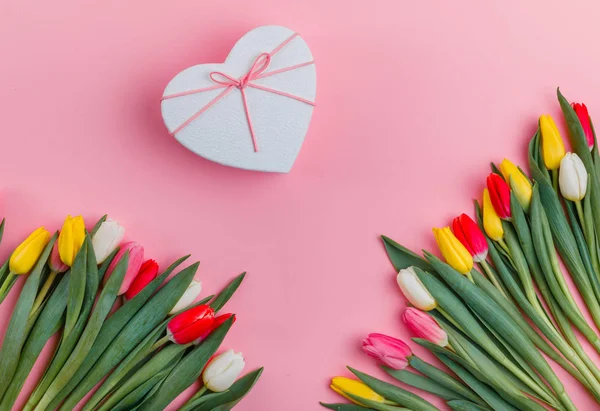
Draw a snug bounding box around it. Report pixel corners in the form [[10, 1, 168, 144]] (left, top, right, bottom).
[[437, 355, 519, 411], [406, 357, 483, 406], [187, 368, 264, 411], [111, 367, 173, 411], [320, 404, 374, 411], [0, 273, 19, 305], [64, 237, 89, 338], [348, 367, 440, 411], [210, 272, 245, 312], [381, 235, 432, 272], [0, 233, 56, 400], [138, 317, 235, 410], [0, 259, 10, 291], [0, 272, 69, 409], [343, 394, 410, 411], [447, 400, 491, 411], [49, 256, 191, 410], [58, 261, 198, 410], [384, 368, 467, 401]]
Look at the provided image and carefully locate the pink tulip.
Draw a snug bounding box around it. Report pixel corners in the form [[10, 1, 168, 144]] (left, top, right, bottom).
[[103, 241, 144, 295], [49, 241, 68, 273], [402, 307, 448, 347], [362, 333, 412, 370]]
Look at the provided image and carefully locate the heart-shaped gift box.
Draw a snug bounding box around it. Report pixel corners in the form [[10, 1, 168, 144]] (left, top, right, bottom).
[[161, 25, 317, 173]]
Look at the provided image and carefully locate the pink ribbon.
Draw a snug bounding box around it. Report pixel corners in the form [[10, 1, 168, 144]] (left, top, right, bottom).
[[162, 33, 315, 152]]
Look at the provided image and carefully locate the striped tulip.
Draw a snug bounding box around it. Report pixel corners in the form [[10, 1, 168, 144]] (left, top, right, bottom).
[[167, 304, 215, 344], [432, 227, 473, 275], [499, 159, 532, 213], [396, 267, 436, 311], [103, 241, 144, 295], [486, 173, 511, 219], [403, 307, 448, 347], [539, 114, 566, 170], [330, 377, 385, 406], [572, 102, 594, 150], [124, 259, 159, 301], [452, 214, 488, 263], [362, 333, 412, 370], [483, 188, 504, 241]]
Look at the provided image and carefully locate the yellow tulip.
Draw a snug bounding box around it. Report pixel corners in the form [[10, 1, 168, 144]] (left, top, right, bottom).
[[499, 159, 532, 213], [432, 227, 473, 275], [330, 377, 384, 406], [540, 115, 566, 170], [58, 215, 86, 266], [10, 227, 51, 274], [483, 188, 504, 241]]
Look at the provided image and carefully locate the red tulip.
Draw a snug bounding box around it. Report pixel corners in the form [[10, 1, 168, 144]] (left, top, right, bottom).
[[452, 214, 488, 263], [572, 102, 595, 150], [124, 259, 159, 301], [194, 313, 236, 344], [167, 304, 215, 344], [486, 173, 511, 219]]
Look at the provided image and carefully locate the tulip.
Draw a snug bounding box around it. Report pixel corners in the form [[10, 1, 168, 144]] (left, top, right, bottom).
[[103, 241, 144, 295], [432, 227, 473, 275], [572, 102, 594, 150], [49, 241, 68, 274], [168, 280, 202, 314], [396, 267, 436, 311], [486, 173, 511, 219], [362, 333, 412, 370], [202, 349, 246, 392], [539, 114, 566, 170], [167, 304, 215, 344], [10, 227, 51, 275], [57, 215, 86, 267], [559, 153, 588, 201], [483, 188, 504, 241], [195, 313, 236, 344], [499, 159, 532, 213], [92, 219, 125, 264], [330, 377, 385, 406], [402, 307, 448, 347], [124, 259, 159, 301], [452, 214, 488, 263]]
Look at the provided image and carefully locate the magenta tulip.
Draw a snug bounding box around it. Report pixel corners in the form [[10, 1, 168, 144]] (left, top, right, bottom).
[[103, 241, 144, 295], [362, 333, 412, 369], [402, 307, 448, 347]]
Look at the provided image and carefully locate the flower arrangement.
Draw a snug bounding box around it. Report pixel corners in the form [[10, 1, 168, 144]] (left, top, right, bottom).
[[0, 215, 262, 410], [322, 89, 600, 411]]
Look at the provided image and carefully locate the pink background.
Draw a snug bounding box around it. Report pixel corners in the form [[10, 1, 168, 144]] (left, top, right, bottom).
[[1, 0, 600, 409]]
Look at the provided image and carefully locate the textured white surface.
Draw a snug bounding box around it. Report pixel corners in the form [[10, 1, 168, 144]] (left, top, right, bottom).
[[161, 25, 317, 173]]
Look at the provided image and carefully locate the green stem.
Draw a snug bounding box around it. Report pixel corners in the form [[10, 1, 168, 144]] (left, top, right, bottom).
[[479, 261, 508, 298], [435, 307, 463, 332], [552, 169, 559, 192], [150, 335, 170, 352], [0, 271, 16, 300], [30, 271, 58, 317], [496, 238, 511, 258]]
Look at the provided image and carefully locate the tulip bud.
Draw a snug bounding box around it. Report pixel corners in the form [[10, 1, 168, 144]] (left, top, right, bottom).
[[559, 153, 588, 201], [49, 241, 68, 273], [539, 114, 566, 170], [330, 377, 385, 406], [103, 241, 144, 295], [124, 259, 159, 301], [167, 304, 215, 344], [483, 188, 504, 241], [572, 102, 594, 150], [168, 280, 202, 314], [402, 307, 448, 347], [92, 219, 125, 264], [57, 215, 86, 267], [452, 214, 488, 263], [432, 227, 473, 275], [486, 173, 511, 219], [362, 333, 412, 370], [195, 313, 236, 344], [10, 227, 51, 275], [202, 349, 246, 392], [396, 267, 436, 311], [499, 159, 532, 213]]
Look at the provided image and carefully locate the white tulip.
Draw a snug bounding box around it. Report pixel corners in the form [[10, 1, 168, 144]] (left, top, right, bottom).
[[92, 219, 125, 263], [202, 349, 245, 392], [396, 267, 436, 311], [168, 280, 202, 314], [559, 153, 588, 201]]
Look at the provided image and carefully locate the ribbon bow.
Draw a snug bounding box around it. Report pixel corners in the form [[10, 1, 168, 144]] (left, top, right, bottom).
[[162, 33, 315, 152]]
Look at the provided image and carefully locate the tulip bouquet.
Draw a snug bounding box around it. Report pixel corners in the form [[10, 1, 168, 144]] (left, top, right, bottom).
[[0, 215, 263, 410], [322, 89, 600, 411]]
